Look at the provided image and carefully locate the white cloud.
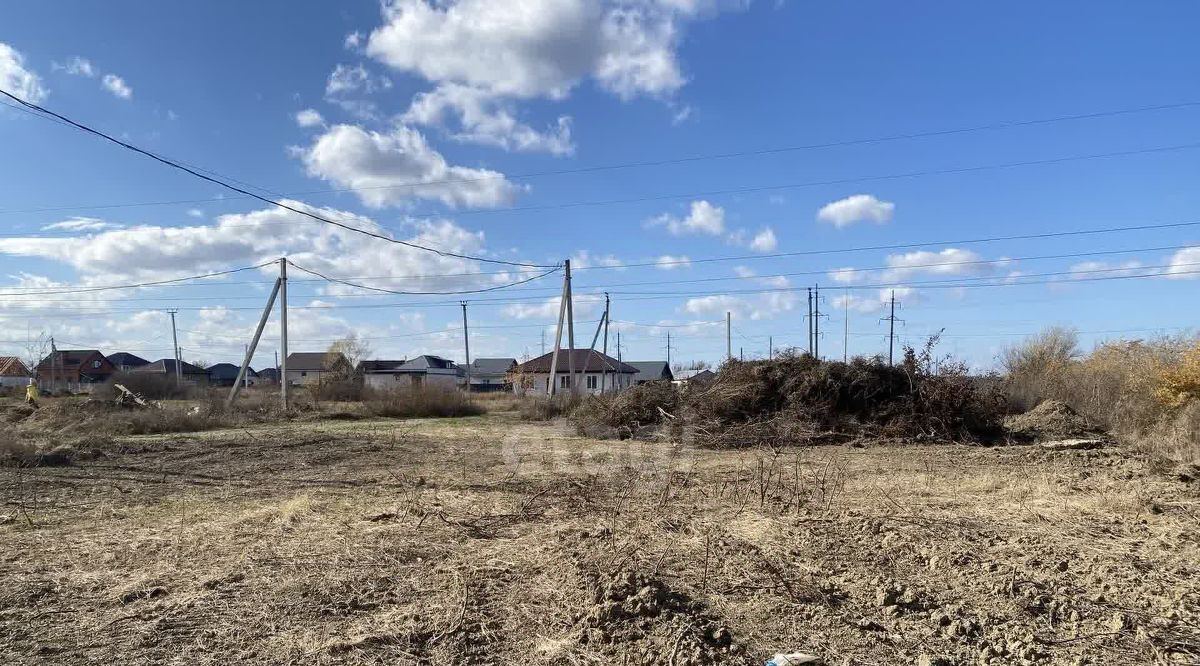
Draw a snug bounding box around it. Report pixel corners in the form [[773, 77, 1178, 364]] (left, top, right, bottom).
[[325, 63, 391, 97], [502, 295, 601, 320], [652, 199, 725, 236], [683, 294, 744, 317], [41, 217, 122, 232], [570, 250, 624, 270], [365, 0, 706, 101], [294, 123, 519, 209], [294, 108, 325, 128], [882, 248, 990, 281], [404, 83, 574, 155], [832, 287, 914, 314], [0, 201, 515, 291], [1164, 247, 1200, 279], [828, 267, 863, 284], [0, 43, 48, 103], [733, 265, 755, 278], [186, 209, 204, 219], [749, 227, 777, 253], [656, 255, 691, 269], [101, 73, 132, 99], [817, 194, 895, 228], [55, 56, 96, 78], [1067, 260, 1143, 278], [344, 31, 364, 49], [683, 278, 798, 321]]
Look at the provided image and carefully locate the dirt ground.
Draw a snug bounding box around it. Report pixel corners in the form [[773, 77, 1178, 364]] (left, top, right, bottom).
[[1, 409, 1198, 665]]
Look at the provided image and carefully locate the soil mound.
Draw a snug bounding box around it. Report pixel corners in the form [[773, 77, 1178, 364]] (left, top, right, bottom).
[[1004, 400, 1096, 441], [573, 571, 751, 665]]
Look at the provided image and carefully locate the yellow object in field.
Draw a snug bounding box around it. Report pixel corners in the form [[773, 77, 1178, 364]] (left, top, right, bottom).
[[25, 382, 39, 402]]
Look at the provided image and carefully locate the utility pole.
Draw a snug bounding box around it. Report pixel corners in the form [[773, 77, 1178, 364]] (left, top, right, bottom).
[[807, 288, 814, 356], [740, 347, 743, 361], [769, 336, 773, 361], [280, 258, 289, 410], [666, 330, 671, 367], [601, 292, 610, 393], [541, 330, 545, 356], [227, 274, 282, 406], [565, 261, 576, 394], [548, 259, 570, 396], [881, 290, 903, 366], [726, 311, 732, 360], [244, 345, 250, 389], [461, 301, 471, 392], [167, 308, 181, 387], [813, 284, 822, 361]]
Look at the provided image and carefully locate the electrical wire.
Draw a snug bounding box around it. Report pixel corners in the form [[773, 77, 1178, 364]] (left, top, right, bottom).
[[284, 260, 561, 295], [0, 261, 278, 297], [0, 89, 556, 269], [4, 98, 1200, 216]]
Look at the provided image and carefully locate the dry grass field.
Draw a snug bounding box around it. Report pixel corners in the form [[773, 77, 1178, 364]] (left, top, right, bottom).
[[2, 404, 1199, 665]]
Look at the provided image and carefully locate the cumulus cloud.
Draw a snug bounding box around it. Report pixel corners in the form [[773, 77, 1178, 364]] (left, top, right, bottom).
[[403, 83, 573, 155], [294, 108, 325, 128], [656, 255, 691, 269], [651, 200, 725, 236], [832, 287, 914, 314], [828, 267, 864, 284], [682, 276, 799, 321], [502, 294, 601, 320], [101, 73, 132, 99], [1164, 247, 1200, 279], [881, 248, 991, 281], [1067, 260, 1143, 278], [0, 200, 518, 291], [0, 42, 48, 103], [749, 227, 777, 253], [570, 250, 624, 270], [365, 0, 705, 101], [817, 194, 895, 228], [294, 123, 519, 208]]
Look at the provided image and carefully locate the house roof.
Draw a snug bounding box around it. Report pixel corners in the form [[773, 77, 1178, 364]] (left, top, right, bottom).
[[106, 352, 150, 368], [207, 363, 256, 380], [0, 357, 31, 377], [37, 350, 107, 371], [285, 352, 349, 371], [400, 355, 456, 370], [359, 359, 406, 373], [257, 368, 280, 380], [627, 361, 674, 383], [134, 359, 208, 375], [514, 350, 638, 374], [470, 358, 516, 374], [675, 368, 716, 382]]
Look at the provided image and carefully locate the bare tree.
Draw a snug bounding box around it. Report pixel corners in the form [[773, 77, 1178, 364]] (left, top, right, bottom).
[[21, 330, 50, 381], [326, 333, 372, 379]]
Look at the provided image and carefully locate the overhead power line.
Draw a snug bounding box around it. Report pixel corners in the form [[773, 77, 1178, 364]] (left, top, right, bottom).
[[4, 98, 1200, 217], [0, 88, 554, 269], [284, 260, 561, 296]]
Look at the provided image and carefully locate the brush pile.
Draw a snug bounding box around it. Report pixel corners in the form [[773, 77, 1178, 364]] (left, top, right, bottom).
[[572, 381, 680, 440]]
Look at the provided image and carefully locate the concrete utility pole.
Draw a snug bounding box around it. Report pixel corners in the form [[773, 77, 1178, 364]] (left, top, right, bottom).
[[541, 330, 545, 356], [769, 336, 773, 361], [280, 258, 289, 410], [565, 261, 577, 394], [244, 345, 250, 389], [461, 301, 471, 392], [227, 275, 282, 406], [726, 311, 732, 360], [844, 287, 849, 363], [666, 330, 671, 367], [548, 259, 570, 396], [167, 309, 181, 387], [600, 292, 610, 393]]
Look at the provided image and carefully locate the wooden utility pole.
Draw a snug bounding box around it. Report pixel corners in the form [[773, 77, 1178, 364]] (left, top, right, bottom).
[[280, 258, 289, 409], [461, 301, 471, 392], [167, 309, 181, 387]]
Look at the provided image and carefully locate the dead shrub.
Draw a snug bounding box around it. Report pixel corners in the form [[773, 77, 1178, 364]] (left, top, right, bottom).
[[94, 372, 197, 401], [519, 393, 581, 421], [364, 387, 484, 419], [571, 381, 680, 439], [689, 340, 1006, 448]]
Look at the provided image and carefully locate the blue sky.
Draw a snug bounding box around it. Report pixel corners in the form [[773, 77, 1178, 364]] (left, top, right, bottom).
[[1, 0, 1198, 370]]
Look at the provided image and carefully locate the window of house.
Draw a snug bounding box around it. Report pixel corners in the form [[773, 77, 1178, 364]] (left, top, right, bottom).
[[93, 360, 101, 368], [301, 371, 307, 377], [560, 375, 570, 388], [586, 375, 597, 389]]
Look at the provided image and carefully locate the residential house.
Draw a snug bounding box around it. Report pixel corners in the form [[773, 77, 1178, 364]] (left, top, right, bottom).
[[106, 352, 150, 373], [0, 357, 32, 388], [511, 350, 637, 396], [467, 358, 517, 392], [132, 359, 210, 385], [207, 362, 258, 387], [363, 355, 460, 391], [627, 361, 674, 385], [36, 350, 116, 393], [674, 368, 716, 386], [256, 367, 280, 384], [284, 352, 351, 386]]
